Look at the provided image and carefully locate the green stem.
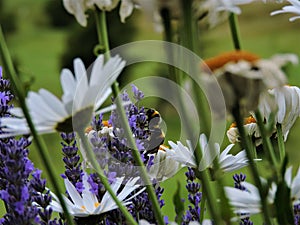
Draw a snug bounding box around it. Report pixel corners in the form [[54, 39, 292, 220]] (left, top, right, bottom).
[[228, 13, 242, 50], [255, 111, 279, 171], [160, 9, 223, 222], [276, 123, 286, 163], [94, 10, 111, 60], [0, 26, 75, 225], [180, 1, 232, 224], [199, 192, 206, 223], [78, 130, 138, 225], [94, 9, 165, 225], [232, 104, 272, 225]]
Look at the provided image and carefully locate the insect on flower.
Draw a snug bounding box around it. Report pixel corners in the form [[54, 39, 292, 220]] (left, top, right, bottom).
[[144, 108, 165, 155]]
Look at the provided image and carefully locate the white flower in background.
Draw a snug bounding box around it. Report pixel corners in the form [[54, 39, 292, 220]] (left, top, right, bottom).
[[225, 181, 275, 215], [139, 0, 255, 31], [281, 166, 300, 205], [165, 133, 252, 173], [216, 0, 254, 14], [258, 85, 300, 141], [63, 0, 88, 26], [63, 0, 138, 26], [50, 173, 144, 216], [0, 54, 125, 138], [271, 0, 300, 21], [148, 147, 181, 181], [120, 0, 140, 22], [226, 167, 300, 217], [203, 51, 297, 115], [88, 0, 120, 11], [194, 0, 229, 29], [227, 115, 261, 145]]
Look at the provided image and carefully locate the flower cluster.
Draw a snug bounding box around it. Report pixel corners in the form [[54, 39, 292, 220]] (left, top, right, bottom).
[[0, 68, 58, 225]]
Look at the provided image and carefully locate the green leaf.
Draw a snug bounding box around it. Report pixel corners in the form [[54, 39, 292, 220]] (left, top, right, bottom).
[[173, 181, 184, 224], [274, 158, 294, 225]]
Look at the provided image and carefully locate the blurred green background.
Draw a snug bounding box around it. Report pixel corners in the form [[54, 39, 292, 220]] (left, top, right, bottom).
[[1, 0, 300, 223]]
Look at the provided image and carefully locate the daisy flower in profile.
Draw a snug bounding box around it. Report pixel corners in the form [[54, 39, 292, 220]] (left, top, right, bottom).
[[63, 0, 139, 26], [148, 146, 181, 182], [227, 166, 300, 217], [258, 85, 300, 141], [225, 180, 275, 215], [216, 0, 253, 14], [227, 115, 262, 145], [165, 133, 252, 173], [202, 50, 297, 116], [63, 0, 119, 26], [279, 166, 300, 205], [0, 54, 126, 138], [271, 0, 300, 22], [50, 172, 144, 216]]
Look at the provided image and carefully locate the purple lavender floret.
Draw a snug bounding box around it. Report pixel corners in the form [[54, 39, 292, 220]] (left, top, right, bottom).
[[0, 67, 60, 225], [84, 85, 165, 224], [131, 84, 144, 102], [182, 167, 202, 224], [232, 173, 253, 225], [0, 138, 39, 225], [294, 204, 300, 225], [233, 173, 247, 191], [60, 132, 83, 193], [0, 67, 13, 118]]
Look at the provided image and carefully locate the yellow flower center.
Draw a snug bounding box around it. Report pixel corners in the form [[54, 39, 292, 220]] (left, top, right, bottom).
[[159, 144, 169, 152], [85, 120, 112, 134], [202, 50, 260, 72], [230, 115, 257, 128]]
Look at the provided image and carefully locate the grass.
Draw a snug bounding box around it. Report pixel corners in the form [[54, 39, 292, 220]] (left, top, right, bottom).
[[1, 0, 300, 223]]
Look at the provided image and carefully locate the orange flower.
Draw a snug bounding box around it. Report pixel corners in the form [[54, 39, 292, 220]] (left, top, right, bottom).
[[202, 50, 260, 73], [201, 51, 295, 115]]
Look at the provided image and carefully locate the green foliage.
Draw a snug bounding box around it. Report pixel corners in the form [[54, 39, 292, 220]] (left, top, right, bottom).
[[173, 182, 184, 224], [44, 0, 74, 28], [0, 0, 17, 34], [60, 9, 137, 73]]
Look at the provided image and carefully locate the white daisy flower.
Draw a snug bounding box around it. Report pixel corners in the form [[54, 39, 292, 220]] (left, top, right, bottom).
[[165, 133, 252, 173], [119, 0, 140, 22], [258, 85, 300, 141], [63, 0, 138, 26], [63, 0, 120, 26], [194, 0, 229, 29], [271, 0, 300, 22], [148, 147, 181, 182], [50, 172, 145, 216], [0, 54, 125, 138], [226, 166, 300, 216], [226, 115, 261, 145], [272, 166, 300, 205], [216, 0, 254, 14], [225, 181, 275, 215], [202, 51, 296, 115], [63, 0, 88, 26]]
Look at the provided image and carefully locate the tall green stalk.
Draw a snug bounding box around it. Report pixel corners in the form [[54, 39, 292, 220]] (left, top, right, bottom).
[[255, 111, 279, 176], [0, 26, 75, 225], [228, 13, 242, 50], [179, 1, 231, 224], [77, 130, 138, 225], [232, 104, 272, 225], [94, 9, 165, 225], [276, 123, 286, 163]]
